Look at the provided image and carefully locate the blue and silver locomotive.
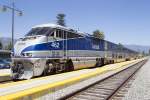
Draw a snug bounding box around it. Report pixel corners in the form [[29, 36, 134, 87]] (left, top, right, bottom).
[[11, 23, 138, 79]]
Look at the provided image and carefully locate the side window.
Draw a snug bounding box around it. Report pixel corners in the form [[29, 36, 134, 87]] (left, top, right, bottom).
[[56, 29, 59, 37], [55, 29, 64, 39], [50, 29, 82, 39], [59, 30, 64, 38], [64, 31, 67, 39]]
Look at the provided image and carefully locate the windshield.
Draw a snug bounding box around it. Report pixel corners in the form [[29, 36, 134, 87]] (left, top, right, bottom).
[[26, 27, 53, 36]]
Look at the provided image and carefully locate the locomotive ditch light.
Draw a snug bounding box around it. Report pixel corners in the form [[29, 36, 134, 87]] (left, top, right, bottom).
[[26, 53, 32, 57]]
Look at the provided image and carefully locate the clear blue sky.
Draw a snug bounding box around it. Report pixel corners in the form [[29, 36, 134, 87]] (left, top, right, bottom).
[[0, 0, 150, 45]]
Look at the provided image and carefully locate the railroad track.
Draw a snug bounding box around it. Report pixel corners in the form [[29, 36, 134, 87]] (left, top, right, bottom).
[[62, 60, 147, 100]]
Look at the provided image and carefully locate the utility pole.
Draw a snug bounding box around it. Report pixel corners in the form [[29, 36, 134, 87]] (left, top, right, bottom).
[[0, 1, 23, 50], [12, 2, 15, 51]]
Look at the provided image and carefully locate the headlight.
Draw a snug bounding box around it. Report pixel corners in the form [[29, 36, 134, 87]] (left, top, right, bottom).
[[22, 53, 32, 57], [26, 53, 32, 57]]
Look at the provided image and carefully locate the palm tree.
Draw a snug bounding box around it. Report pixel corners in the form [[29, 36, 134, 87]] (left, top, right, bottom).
[[56, 13, 66, 26], [93, 30, 105, 40]]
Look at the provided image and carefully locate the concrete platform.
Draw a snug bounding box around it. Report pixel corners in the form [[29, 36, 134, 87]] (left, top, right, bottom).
[[0, 69, 11, 82], [123, 58, 150, 100], [0, 59, 143, 100]]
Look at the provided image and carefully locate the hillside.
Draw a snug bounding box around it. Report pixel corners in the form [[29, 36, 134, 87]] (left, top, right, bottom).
[[124, 44, 150, 53]]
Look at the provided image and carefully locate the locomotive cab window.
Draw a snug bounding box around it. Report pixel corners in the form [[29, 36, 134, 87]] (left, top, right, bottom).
[[50, 29, 66, 39], [50, 32, 54, 37], [56, 29, 64, 39], [26, 27, 53, 36], [47, 29, 64, 40]]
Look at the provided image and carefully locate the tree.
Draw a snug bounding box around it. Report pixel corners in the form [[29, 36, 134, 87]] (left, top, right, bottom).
[[118, 43, 123, 48], [5, 42, 12, 50], [0, 41, 2, 49], [56, 13, 66, 26], [118, 43, 123, 51], [93, 30, 105, 40]]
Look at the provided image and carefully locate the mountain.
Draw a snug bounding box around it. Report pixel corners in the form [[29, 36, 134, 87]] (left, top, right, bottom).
[[124, 44, 150, 53]]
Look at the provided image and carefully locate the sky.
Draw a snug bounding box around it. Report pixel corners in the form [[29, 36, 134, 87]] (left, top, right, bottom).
[[0, 0, 150, 45]]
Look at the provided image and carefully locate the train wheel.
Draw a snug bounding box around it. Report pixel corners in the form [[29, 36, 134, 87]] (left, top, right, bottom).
[[101, 58, 105, 66], [95, 59, 100, 67], [65, 60, 74, 72], [43, 61, 55, 75]]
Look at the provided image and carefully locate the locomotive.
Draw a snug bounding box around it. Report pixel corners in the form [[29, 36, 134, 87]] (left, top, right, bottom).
[[11, 23, 138, 79]]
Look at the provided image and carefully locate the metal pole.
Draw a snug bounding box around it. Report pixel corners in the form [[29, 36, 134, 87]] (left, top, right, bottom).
[[0, 1, 22, 51], [12, 2, 15, 50]]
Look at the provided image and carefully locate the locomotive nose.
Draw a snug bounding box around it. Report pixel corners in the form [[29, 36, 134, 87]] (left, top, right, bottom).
[[14, 36, 47, 57]]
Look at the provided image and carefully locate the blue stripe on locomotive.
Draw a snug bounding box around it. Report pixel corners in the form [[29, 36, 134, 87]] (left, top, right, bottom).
[[22, 37, 105, 53], [21, 36, 136, 55]]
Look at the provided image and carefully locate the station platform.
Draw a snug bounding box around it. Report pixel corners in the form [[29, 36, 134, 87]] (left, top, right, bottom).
[[123, 58, 150, 100], [0, 69, 11, 82], [0, 59, 144, 99]]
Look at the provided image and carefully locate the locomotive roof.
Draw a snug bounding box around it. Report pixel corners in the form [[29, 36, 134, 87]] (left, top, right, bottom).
[[32, 23, 70, 30], [31, 23, 138, 54], [32, 23, 87, 37]]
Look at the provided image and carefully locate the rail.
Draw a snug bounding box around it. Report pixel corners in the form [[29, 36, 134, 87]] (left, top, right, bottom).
[[65, 60, 147, 100]]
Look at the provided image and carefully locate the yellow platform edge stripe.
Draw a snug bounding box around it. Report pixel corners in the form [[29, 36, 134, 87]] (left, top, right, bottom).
[[0, 59, 143, 100], [0, 59, 141, 88], [0, 67, 94, 88]]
